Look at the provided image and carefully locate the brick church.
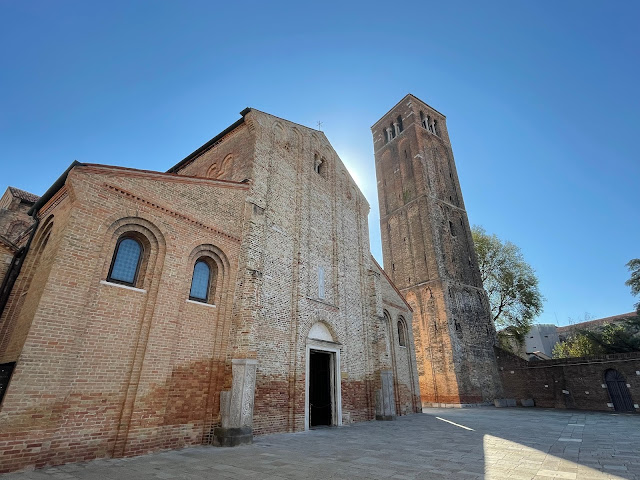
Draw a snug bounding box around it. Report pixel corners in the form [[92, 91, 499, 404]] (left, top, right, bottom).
[[0, 94, 501, 472]]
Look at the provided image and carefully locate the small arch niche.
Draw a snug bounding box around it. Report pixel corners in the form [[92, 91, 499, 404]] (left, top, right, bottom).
[[308, 322, 333, 342]]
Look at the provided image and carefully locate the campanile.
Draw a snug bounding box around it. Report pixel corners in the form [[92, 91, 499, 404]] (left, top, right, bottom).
[[372, 94, 502, 406]]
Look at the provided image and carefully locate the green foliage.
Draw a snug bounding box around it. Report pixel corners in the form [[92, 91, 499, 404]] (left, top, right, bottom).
[[552, 333, 604, 358], [471, 226, 544, 333], [553, 316, 640, 358], [625, 258, 640, 313]]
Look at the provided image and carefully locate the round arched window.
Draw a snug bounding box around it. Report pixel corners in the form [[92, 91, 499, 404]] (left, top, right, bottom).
[[189, 260, 211, 302], [108, 237, 143, 286]]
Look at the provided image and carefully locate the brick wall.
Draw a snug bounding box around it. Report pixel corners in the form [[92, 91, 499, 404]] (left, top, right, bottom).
[[0, 108, 420, 472], [496, 347, 640, 412], [0, 166, 247, 472]]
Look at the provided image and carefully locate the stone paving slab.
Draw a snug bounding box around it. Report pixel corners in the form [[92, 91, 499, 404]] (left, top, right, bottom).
[[2, 408, 639, 480]]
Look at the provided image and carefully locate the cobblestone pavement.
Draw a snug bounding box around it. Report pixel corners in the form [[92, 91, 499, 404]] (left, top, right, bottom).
[[2, 408, 639, 480]]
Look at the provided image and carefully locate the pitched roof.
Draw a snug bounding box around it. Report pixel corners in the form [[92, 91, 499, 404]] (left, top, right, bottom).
[[8, 187, 39, 204], [556, 312, 638, 333], [370, 255, 413, 312]]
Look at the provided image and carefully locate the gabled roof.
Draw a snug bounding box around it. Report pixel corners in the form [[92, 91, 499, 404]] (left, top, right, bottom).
[[557, 312, 638, 333], [371, 93, 446, 129], [8, 187, 39, 204], [370, 255, 413, 312], [166, 108, 250, 174]]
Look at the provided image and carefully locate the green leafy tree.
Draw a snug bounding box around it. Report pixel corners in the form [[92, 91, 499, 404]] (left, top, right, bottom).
[[552, 332, 603, 358], [625, 258, 640, 313], [472, 226, 544, 338], [553, 316, 640, 358]]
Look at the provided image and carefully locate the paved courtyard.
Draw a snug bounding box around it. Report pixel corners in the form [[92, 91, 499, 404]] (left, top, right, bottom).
[[2, 408, 639, 480]]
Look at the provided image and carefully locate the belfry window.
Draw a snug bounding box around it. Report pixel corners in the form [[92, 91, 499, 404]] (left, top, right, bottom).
[[190, 259, 212, 302], [420, 111, 427, 129], [396, 115, 403, 133], [108, 237, 143, 286]]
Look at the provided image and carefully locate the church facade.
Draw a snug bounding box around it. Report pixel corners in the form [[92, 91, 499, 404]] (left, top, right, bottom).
[[0, 106, 421, 472]]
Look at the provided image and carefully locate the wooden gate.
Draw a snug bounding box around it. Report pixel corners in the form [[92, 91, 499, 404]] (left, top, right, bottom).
[[605, 369, 635, 412]]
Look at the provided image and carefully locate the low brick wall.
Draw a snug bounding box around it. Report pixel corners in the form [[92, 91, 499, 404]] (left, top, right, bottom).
[[495, 347, 640, 412]]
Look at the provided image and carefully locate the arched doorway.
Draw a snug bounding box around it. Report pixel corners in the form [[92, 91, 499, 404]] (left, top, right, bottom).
[[305, 322, 342, 429], [605, 369, 634, 412]]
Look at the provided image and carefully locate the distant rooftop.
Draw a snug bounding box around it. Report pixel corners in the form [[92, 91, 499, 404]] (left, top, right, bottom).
[[8, 186, 39, 204], [557, 312, 638, 333]]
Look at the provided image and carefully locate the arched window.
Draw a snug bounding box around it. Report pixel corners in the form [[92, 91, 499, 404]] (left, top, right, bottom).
[[108, 237, 143, 286], [189, 259, 212, 302], [397, 318, 407, 347], [396, 115, 403, 133]]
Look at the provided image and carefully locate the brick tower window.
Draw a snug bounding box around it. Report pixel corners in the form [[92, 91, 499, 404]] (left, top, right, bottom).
[[108, 237, 143, 286]]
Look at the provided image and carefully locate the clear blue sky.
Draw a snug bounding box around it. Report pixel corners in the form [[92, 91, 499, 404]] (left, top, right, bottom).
[[2, 1, 638, 326]]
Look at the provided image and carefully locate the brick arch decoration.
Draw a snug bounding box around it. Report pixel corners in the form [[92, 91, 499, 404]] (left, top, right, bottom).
[[304, 313, 340, 345], [381, 309, 393, 355], [0, 215, 56, 352], [7, 220, 29, 241], [185, 244, 231, 306], [99, 216, 166, 291], [289, 127, 302, 151], [207, 154, 234, 180]]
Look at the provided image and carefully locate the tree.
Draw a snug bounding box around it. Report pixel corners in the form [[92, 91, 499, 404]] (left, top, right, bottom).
[[552, 332, 603, 358], [472, 226, 544, 337], [625, 258, 640, 314], [553, 316, 640, 358]]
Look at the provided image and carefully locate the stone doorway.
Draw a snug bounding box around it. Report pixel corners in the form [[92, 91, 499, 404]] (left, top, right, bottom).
[[309, 350, 333, 427], [305, 321, 342, 430]]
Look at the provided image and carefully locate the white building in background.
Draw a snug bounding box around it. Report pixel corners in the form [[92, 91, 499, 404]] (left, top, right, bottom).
[[523, 324, 560, 358]]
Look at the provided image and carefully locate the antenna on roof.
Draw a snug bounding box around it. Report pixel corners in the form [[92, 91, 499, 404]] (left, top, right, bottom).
[[316, 121, 323, 130]]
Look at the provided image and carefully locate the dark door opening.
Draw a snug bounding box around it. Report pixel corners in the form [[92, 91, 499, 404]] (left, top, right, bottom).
[[309, 350, 332, 427], [605, 369, 634, 412]]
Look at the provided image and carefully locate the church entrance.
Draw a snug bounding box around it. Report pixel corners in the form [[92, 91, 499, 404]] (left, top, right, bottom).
[[309, 350, 333, 427]]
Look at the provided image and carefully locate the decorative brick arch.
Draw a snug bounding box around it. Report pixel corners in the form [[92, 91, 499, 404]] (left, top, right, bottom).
[[100, 216, 166, 291], [185, 244, 231, 306]]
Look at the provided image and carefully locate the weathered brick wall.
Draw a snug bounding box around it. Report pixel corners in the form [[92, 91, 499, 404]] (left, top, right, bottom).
[[0, 189, 34, 245], [0, 188, 36, 282], [371, 259, 421, 414], [172, 122, 255, 183], [496, 347, 640, 412], [0, 106, 422, 473], [0, 243, 13, 285], [0, 166, 247, 472], [175, 109, 420, 433], [373, 95, 502, 406]]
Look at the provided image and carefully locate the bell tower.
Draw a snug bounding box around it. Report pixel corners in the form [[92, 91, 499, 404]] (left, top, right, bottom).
[[372, 94, 502, 406]]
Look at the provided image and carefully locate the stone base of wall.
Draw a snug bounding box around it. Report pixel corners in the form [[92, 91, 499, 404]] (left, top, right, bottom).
[[212, 427, 253, 447]]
